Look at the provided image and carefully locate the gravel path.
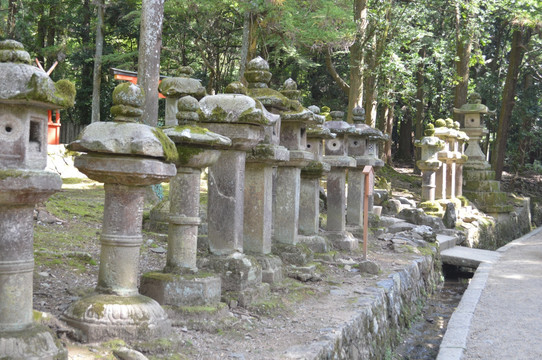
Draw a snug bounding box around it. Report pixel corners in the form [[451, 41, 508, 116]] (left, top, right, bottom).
[[461, 227, 542, 359]]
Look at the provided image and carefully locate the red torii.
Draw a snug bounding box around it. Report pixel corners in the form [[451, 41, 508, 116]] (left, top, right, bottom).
[[110, 68, 166, 98]]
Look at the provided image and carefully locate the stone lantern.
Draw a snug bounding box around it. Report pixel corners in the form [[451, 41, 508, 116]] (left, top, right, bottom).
[[158, 66, 206, 126], [454, 93, 512, 213], [453, 93, 491, 167], [415, 124, 445, 202], [63, 83, 177, 342], [0, 39, 75, 360], [196, 92, 274, 305], [322, 112, 358, 250], [346, 107, 386, 229], [140, 95, 232, 307], [246, 58, 316, 247], [298, 106, 334, 252], [455, 122, 469, 197], [434, 118, 462, 199], [224, 81, 289, 284]]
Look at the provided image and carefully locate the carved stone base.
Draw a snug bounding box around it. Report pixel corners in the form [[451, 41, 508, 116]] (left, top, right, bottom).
[[253, 255, 284, 284], [297, 235, 330, 253], [61, 294, 170, 343], [325, 230, 359, 251], [0, 324, 67, 360], [140, 272, 221, 307]]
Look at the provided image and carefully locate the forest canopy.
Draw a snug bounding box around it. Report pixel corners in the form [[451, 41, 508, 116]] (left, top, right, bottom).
[[1, 0, 540, 175]]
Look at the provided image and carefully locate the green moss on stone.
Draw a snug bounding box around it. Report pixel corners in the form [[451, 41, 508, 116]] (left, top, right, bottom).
[[142, 272, 178, 282], [152, 128, 179, 163], [176, 146, 204, 165], [54, 79, 76, 108], [0, 169, 31, 180]]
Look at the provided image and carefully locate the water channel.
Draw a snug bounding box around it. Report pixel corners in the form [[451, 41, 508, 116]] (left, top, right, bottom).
[[392, 265, 473, 360]]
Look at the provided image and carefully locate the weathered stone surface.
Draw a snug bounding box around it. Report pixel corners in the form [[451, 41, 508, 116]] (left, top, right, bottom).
[[0, 169, 61, 204], [443, 202, 457, 228], [273, 167, 301, 245], [199, 94, 272, 125], [202, 253, 262, 292], [0, 39, 68, 360], [359, 260, 380, 275], [69, 122, 178, 162], [207, 151, 246, 255], [74, 154, 176, 186], [203, 123, 264, 151], [140, 272, 221, 306], [398, 208, 445, 230], [243, 164, 273, 254], [163, 125, 231, 148], [114, 347, 149, 360], [158, 76, 205, 99], [282, 255, 439, 360], [254, 255, 284, 284], [0, 40, 75, 108], [61, 294, 171, 343], [0, 324, 67, 360]]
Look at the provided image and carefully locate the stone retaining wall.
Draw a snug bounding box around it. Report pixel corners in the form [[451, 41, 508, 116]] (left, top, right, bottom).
[[283, 254, 440, 359], [461, 199, 532, 250]]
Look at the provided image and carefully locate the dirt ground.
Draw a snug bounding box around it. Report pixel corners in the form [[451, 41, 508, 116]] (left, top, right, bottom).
[[31, 168, 542, 359], [31, 171, 432, 359]]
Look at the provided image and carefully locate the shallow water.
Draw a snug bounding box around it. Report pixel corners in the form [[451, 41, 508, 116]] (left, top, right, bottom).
[[392, 266, 472, 360]]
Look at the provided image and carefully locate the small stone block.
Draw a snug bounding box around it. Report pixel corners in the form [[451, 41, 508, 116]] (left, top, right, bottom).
[[140, 272, 222, 306], [359, 260, 380, 275]]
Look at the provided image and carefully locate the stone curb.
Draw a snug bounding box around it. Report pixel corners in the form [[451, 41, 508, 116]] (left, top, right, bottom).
[[436, 226, 542, 360], [282, 254, 437, 359]]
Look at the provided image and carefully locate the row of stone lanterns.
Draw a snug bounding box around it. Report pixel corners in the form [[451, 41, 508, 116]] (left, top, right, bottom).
[[416, 92, 513, 215], [0, 42, 388, 358]]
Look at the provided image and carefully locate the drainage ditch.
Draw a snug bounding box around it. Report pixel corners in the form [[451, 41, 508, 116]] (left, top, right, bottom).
[[392, 265, 473, 360]]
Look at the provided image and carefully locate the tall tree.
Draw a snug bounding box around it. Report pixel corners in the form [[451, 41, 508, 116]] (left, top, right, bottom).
[[91, 0, 105, 123], [453, 0, 474, 125], [346, 0, 367, 123], [138, 0, 165, 127], [492, 23, 534, 179]]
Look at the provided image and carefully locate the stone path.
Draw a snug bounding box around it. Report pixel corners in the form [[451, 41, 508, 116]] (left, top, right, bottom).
[[438, 226, 542, 360]]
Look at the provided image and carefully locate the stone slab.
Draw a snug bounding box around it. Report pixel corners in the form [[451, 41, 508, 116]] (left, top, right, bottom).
[[440, 246, 500, 268], [436, 234, 457, 251], [140, 273, 222, 306]]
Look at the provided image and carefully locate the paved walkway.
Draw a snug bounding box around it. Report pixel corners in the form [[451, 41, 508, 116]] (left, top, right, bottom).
[[438, 226, 542, 360]]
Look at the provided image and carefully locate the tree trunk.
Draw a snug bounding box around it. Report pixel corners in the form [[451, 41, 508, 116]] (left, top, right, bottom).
[[239, 10, 252, 83], [414, 49, 425, 174], [36, 3, 46, 64], [398, 107, 413, 162], [517, 73, 533, 168], [384, 103, 394, 165], [91, 0, 105, 123], [7, 0, 18, 38], [138, 0, 165, 127], [453, 2, 472, 126], [346, 0, 367, 123], [491, 27, 532, 180], [324, 47, 350, 96], [75, 0, 93, 124]]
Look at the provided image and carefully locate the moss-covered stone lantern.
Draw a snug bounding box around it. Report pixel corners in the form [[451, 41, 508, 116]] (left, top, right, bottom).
[[0, 39, 75, 360], [322, 111, 358, 250], [454, 93, 512, 213], [158, 66, 206, 126], [196, 91, 274, 305], [298, 106, 334, 253], [346, 108, 387, 229], [140, 94, 232, 307], [63, 83, 177, 342]]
